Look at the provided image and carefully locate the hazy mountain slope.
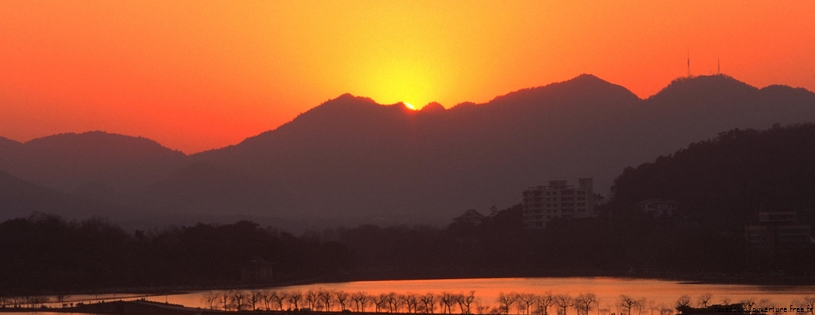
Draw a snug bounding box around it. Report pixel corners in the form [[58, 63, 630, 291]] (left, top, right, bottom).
[[0, 170, 119, 220], [610, 124, 815, 230], [2, 131, 188, 194], [136, 163, 274, 216], [627, 75, 815, 164], [0, 137, 23, 172]]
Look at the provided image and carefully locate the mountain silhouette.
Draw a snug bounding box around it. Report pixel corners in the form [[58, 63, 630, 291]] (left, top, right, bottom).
[[1, 75, 814, 227], [0, 131, 187, 195], [0, 170, 121, 219]]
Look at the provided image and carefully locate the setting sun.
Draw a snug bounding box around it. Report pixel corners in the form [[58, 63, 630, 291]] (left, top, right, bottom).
[[404, 102, 417, 110]]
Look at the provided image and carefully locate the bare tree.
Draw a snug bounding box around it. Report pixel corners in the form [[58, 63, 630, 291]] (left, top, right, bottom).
[[219, 291, 232, 310], [555, 294, 572, 315], [319, 290, 334, 312], [288, 291, 303, 310], [619, 295, 638, 315], [202, 291, 220, 310], [336, 291, 350, 311], [536, 292, 555, 315], [422, 293, 437, 314], [387, 293, 403, 313], [697, 294, 712, 308], [659, 305, 673, 315], [675, 295, 691, 311], [518, 294, 538, 315], [404, 293, 419, 314], [306, 290, 320, 310], [260, 290, 274, 310], [373, 294, 388, 313], [231, 290, 249, 311], [271, 291, 288, 310], [351, 292, 369, 312], [457, 291, 476, 314], [441, 293, 458, 314], [498, 293, 519, 315], [741, 298, 756, 311], [636, 298, 647, 315], [250, 290, 265, 310], [720, 297, 731, 306], [575, 293, 597, 315]]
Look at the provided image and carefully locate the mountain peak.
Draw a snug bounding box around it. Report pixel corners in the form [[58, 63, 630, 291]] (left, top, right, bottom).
[[648, 74, 758, 101], [25, 131, 185, 158], [420, 102, 445, 113], [486, 73, 641, 107]]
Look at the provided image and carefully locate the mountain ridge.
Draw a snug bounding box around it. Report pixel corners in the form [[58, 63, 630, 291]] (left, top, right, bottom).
[[2, 74, 814, 227]]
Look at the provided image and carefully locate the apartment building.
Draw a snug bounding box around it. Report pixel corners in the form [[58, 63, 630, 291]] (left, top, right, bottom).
[[522, 178, 595, 229]]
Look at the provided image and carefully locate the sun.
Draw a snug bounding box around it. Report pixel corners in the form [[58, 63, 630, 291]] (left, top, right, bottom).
[[404, 102, 417, 110]]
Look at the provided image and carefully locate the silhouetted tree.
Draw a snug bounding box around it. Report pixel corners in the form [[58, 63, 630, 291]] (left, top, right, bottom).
[[575, 293, 597, 315], [697, 294, 712, 308], [498, 293, 518, 315], [555, 294, 572, 315], [422, 293, 437, 314], [619, 296, 637, 315], [336, 291, 350, 311], [202, 291, 219, 310], [675, 296, 691, 311], [288, 291, 303, 310], [536, 292, 555, 315]]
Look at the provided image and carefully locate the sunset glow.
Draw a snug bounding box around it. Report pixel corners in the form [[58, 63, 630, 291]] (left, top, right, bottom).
[[2, 1, 814, 153]]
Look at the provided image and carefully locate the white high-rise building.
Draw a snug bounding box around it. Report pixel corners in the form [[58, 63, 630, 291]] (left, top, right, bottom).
[[522, 178, 595, 229]]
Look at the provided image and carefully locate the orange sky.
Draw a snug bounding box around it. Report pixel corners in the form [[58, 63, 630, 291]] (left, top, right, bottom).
[[2, 1, 814, 154]]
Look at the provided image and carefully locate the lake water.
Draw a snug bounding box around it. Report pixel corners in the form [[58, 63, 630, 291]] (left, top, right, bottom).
[[8, 277, 815, 314]]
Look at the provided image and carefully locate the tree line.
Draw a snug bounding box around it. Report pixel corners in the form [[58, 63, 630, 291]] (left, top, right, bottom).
[[2, 203, 811, 298], [0, 213, 351, 296], [5, 289, 814, 315]]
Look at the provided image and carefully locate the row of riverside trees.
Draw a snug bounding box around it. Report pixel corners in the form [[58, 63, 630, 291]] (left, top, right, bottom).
[[199, 289, 479, 313], [7, 289, 808, 315], [193, 290, 815, 315]]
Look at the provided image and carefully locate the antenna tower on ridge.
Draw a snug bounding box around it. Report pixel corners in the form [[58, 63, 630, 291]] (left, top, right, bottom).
[[687, 48, 691, 77], [718, 59, 721, 74]]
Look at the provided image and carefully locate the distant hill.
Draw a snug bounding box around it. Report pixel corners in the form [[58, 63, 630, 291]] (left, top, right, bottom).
[[0, 131, 187, 194], [1, 74, 814, 227], [610, 124, 815, 230], [0, 170, 120, 219]]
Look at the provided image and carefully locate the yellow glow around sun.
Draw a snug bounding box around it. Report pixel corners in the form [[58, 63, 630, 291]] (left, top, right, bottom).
[[352, 56, 443, 109]]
